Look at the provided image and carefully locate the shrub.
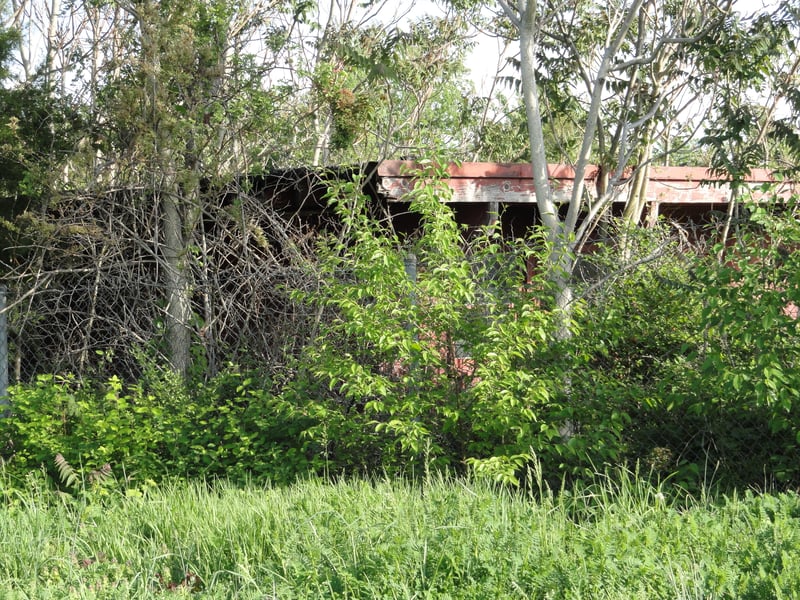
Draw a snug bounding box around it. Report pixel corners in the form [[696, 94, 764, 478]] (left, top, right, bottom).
[[566, 224, 707, 486], [287, 174, 800, 490], [0, 365, 314, 487], [687, 194, 800, 488], [572, 193, 800, 491], [163, 367, 314, 484], [5, 182, 798, 493], [286, 162, 642, 484], [0, 374, 161, 481]]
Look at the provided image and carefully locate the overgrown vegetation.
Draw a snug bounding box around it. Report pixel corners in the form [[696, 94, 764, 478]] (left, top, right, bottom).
[[1, 3, 799, 591], [285, 162, 565, 482], [1, 470, 800, 598], [281, 171, 800, 491], [0, 368, 311, 487], [1, 0, 799, 495], [2, 175, 798, 494]]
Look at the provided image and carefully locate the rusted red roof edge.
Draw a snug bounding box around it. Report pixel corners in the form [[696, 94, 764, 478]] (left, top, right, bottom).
[[377, 160, 782, 183]]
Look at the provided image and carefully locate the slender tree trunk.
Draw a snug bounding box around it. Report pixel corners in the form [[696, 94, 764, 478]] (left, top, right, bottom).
[[10, 0, 33, 80], [507, 0, 646, 446], [622, 157, 652, 228], [515, 0, 644, 319], [717, 185, 741, 263], [162, 191, 193, 376], [136, 0, 196, 377], [518, 2, 574, 339], [312, 112, 333, 167], [621, 91, 659, 230], [619, 142, 654, 260]]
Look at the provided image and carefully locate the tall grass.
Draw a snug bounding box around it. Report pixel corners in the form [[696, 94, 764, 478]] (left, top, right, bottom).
[[1, 469, 799, 598]]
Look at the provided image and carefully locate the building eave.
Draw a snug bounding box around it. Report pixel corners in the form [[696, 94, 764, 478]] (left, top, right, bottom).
[[375, 160, 797, 205]]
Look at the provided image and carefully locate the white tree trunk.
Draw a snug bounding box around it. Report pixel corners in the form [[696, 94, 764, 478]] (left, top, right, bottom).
[[516, 0, 575, 340]]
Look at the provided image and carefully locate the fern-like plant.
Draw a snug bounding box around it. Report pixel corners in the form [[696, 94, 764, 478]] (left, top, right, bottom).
[[54, 453, 112, 492], [54, 453, 79, 490]]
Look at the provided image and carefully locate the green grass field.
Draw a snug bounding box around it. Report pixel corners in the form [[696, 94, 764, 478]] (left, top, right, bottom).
[[1, 470, 799, 598]]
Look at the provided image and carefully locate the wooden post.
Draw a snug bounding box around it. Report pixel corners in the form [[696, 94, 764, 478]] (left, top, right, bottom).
[[647, 201, 660, 228]]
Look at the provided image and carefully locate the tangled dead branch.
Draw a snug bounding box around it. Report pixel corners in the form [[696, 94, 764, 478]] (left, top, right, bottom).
[[1, 178, 325, 381]]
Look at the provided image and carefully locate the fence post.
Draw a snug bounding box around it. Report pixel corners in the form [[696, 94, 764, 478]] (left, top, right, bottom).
[[403, 252, 417, 304], [0, 284, 8, 415]]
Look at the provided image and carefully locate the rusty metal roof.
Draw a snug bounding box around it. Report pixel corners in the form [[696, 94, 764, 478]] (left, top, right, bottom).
[[375, 160, 795, 205]]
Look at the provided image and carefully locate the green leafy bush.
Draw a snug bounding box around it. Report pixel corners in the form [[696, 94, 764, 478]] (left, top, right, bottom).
[[0, 365, 313, 487], [162, 368, 315, 484], [286, 162, 646, 483], [563, 198, 800, 491], [0, 374, 161, 481], [565, 224, 707, 485], [287, 175, 800, 490], [574, 193, 800, 491], [687, 194, 800, 487], [695, 197, 800, 413]]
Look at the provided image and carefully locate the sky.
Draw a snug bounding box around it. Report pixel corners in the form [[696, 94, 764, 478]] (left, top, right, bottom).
[[7, 0, 786, 101], [452, 0, 784, 96]]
